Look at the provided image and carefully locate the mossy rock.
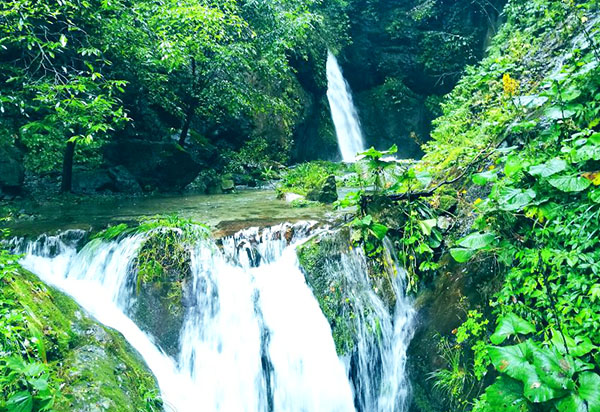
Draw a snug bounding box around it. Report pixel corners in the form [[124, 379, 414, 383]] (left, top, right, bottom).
[[297, 230, 356, 355], [130, 229, 192, 357], [3, 268, 162, 411]]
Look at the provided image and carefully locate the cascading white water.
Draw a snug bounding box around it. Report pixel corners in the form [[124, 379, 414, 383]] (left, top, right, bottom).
[[15, 222, 415, 412], [326, 51, 366, 162]]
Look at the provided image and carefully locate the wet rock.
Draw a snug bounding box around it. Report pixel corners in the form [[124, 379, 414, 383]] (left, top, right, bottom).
[[221, 178, 235, 192], [105, 139, 201, 191], [306, 175, 338, 203], [72, 168, 113, 194], [8, 269, 162, 411], [0, 144, 25, 193], [107, 166, 142, 193]]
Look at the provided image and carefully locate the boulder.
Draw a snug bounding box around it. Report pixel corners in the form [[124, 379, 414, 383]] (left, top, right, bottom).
[[0, 144, 24, 192], [108, 166, 142, 193], [104, 139, 201, 191], [221, 178, 235, 192], [306, 175, 338, 203], [72, 168, 113, 194]]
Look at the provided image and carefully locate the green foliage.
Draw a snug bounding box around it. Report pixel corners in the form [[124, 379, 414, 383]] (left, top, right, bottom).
[[427, 1, 600, 410], [277, 161, 349, 196]]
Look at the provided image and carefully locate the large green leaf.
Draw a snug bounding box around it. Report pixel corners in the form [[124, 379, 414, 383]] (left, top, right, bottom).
[[588, 133, 600, 145], [497, 188, 536, 211], [6, 391, 33, 412], [551, 330, 596, 358], [490, 313, 536, 345], [548, 175, 591, 192], [505, 154, 527, 177], [418, 219, 437, 236], [450, 248, 476, 263], [530, 345, 575, 391], [529, 158, 567, 178], [578, 372, 600, 410], [555, 393, 588, 412], [546, 107, 575, 120], [370, 223, 388, 240], [488, 342, 535, 381], [485, 376, 532, 412], [457, 232, 496, 250], [473, 170, 498, 185], [574, 145, 600, 162], [489, 341, 561, 403]]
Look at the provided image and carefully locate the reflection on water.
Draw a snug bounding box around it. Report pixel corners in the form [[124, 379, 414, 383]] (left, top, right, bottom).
[[6, 190, 338, 236]]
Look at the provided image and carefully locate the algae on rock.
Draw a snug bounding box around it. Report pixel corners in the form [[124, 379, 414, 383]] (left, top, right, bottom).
[[0, 266, 162, 411]]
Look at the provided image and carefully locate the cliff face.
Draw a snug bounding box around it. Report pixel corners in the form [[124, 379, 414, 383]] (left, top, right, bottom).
[[338, 0, 505, 158]]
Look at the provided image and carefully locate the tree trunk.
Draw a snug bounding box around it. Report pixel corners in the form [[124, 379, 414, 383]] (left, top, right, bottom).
[[178, 106, 194, 146], [61, 140, 76, 193]]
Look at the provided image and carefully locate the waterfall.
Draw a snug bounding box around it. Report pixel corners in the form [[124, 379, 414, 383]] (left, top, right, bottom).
[[326, 51, 366, 163], [15, 223, 414, 412]]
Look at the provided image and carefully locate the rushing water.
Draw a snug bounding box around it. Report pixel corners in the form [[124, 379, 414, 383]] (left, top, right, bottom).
[[326, 51, 366, 163], [14, 222, 414, 412]]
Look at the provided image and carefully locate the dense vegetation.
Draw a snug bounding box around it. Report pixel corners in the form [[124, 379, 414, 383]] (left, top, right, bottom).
[[329, 0, 600, 410], [2, 0, 600, 411], [0, 0, 348, 193]]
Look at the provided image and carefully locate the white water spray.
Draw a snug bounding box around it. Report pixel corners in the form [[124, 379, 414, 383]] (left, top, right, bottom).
[[15, 223, 415, 412], [326, 51, 366, 162]]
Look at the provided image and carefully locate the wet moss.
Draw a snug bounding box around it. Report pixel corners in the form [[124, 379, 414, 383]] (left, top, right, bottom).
[[297, 233, 357, 356], [4, 268, 162, 412]]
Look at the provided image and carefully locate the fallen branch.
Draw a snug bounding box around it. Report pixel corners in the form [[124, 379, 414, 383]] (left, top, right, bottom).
[[360, 143, 498, 212]]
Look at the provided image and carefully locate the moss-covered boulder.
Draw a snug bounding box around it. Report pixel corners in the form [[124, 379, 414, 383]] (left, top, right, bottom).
[[1, 267, 162, 412], [130, 228, 192, 357]]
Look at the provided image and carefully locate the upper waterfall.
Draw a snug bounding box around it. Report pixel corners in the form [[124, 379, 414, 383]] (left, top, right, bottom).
[[326, 51, 366, 162]]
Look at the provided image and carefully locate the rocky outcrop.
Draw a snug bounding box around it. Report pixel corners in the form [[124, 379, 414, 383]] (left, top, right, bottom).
[[5, 268, 162, 411], [339, 0, 505, 158], [104, 139, 201, 191], [306, 175, 338, 203], [0, 144, 25, 195]]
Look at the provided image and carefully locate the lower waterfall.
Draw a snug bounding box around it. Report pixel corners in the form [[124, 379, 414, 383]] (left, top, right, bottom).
[[15, 222, 414, 412]]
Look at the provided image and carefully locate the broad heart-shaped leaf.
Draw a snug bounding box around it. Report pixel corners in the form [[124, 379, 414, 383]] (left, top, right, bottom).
[[497, 188, 536, 211], [529, 158, 567, 178], [472, 170, 498, 185], [555, 393, 588, 412], [490, 313, 536, 345], [546, 106, 575, 120], [530, 345, 575, 391], [488, 341, 561, 403], [484, 376, 532, 412], [450, 248, 476, 263], [418, 219, 437, 236], [369, 222, 388, 240], [578, 372, 600, 410], [551, 330, 596, 358], [457, 232, 496, 250], [589, 133, 600, 145], [6, 391, 33, 412], [505, 154, 527, 177], [575, 145, 600, 162], [548, 175, 591, 192], [488, 342, 535, 381]]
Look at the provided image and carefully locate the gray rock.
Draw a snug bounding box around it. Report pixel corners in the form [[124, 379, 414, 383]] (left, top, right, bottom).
[[72, 168, 113, 194], [108, 166, 142, 193], [306, 175, 338, 203], [0, 144, 24, 191], [105, 139, 201, 191]]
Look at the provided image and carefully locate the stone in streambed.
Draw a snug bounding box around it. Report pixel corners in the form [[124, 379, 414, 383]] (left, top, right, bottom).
[[306, 175, 338, 203]]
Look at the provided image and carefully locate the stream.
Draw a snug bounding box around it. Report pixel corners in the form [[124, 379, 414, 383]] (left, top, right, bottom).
[[13, 219, 415, 412]]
